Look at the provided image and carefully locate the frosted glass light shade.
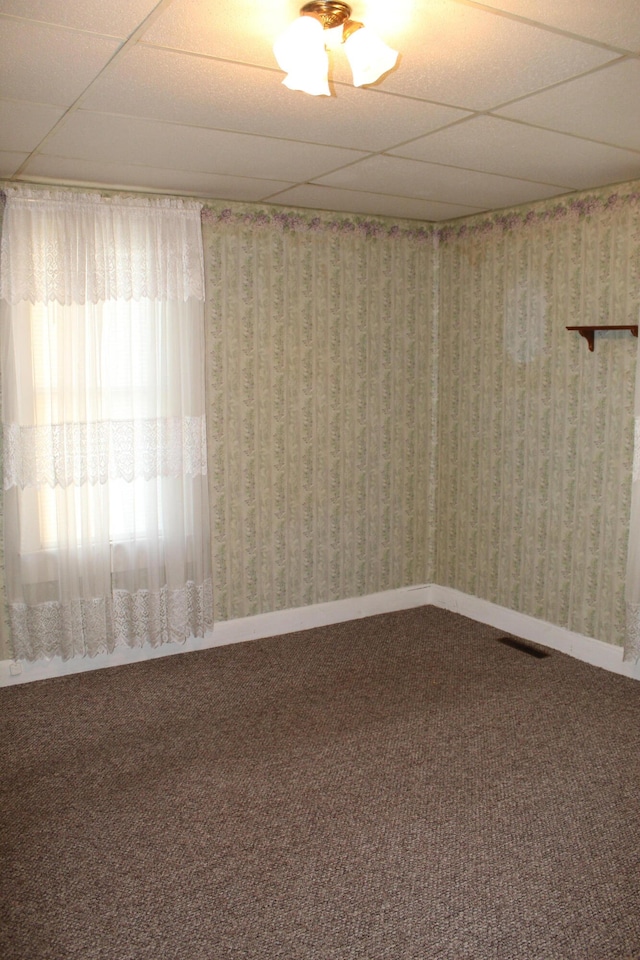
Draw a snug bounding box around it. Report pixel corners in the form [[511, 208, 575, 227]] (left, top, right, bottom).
[[273, 16, 331, 96], [344, 26, 398, 86]]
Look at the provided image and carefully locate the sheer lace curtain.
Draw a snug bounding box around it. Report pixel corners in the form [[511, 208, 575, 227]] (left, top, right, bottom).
[[0, 187, 213, 661]]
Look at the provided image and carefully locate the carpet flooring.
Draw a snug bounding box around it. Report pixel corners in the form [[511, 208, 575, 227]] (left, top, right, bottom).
[[1, 606, 639, 959]]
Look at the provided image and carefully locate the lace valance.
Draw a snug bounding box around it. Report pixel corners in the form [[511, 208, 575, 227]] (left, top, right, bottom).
[[0, 188, 205, 304]]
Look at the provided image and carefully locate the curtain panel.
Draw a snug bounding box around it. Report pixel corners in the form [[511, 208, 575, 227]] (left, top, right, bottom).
[[0, 188, 213, 660]]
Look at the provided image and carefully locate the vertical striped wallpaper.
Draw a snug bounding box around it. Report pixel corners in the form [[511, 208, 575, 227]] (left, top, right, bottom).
[[436, 196, 640, 646], [202, 214, 438, 622], [2, 184, 639, 659], [0, 199, 8, 661]]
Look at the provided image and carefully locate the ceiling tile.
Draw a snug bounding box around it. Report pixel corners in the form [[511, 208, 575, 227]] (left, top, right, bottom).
[[0, 17, 120, 106], [19, 154, 296, 200], [0, 99, 66, 152], [0, 151, 29, 177], [83, 45, 470, 152], [141, 0, 281, 67], [2, 0, 637, 218], [471, 0, 640, 51], [389, 115, 640, 189], [264, 184, 483, 221], [376, 0, 617, 109], [38, 111, 369, 182], [314, 154, 565, 208], [495, 59, 640, 152], [0, 0, 160, 37]]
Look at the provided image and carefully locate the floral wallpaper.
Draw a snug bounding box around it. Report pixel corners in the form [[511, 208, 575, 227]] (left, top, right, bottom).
[[0, 198, 8, 662], [201, 189, 640, 648], [2, 182, 640, 659], [201, 207, 438, 621], [436, 186, 640, 647]]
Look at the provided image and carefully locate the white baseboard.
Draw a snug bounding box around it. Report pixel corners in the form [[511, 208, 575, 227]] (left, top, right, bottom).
[[428, 585, 640, 681], [0, 585, 433, 687], [1, 583, 638, 686]]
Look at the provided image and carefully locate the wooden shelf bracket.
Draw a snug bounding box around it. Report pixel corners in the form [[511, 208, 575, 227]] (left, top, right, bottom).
[[566, 325, 638, 352]]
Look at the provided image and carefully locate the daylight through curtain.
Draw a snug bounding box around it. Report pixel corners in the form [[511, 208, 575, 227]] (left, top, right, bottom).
[[0, 188, 213, 660]]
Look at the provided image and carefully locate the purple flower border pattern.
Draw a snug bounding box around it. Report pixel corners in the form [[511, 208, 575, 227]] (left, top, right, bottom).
[[201, 184, 640, 245], [200, 206, 435, 242]]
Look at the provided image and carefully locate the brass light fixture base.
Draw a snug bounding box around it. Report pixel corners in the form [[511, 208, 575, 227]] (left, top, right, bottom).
[[300, 1, 363, 40], [275, 0, 396, 94], [300, 1, 352, 29]]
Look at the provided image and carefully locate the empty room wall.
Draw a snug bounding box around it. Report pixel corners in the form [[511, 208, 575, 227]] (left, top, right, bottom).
[[202, 207, 438, 622], [436, 184, 640, 647], [2, 181, 639, 662], [203, 185, 640, 650], [0, 199, 7, 662]]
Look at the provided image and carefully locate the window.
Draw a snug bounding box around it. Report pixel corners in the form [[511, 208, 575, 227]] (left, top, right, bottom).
[[1, 188, 213, 660], [28, 300, 164, 551]]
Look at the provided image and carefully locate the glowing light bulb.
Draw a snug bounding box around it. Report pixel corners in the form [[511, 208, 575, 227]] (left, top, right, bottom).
[[344, 26, 398, 86], [273, 16, 331, 97]]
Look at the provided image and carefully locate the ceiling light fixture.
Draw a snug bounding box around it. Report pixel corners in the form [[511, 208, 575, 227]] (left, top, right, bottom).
[[274, 1, 398, 97]]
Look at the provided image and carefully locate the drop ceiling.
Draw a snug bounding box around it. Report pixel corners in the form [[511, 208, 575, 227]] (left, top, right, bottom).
[[1, 0, 639, 221]]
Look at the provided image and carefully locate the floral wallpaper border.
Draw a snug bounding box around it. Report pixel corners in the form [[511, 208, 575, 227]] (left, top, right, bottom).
[[5, 178, 640, 246], [197, 180, 640, 246], [200, 205, 436, 242], [435, 182, 640, 243]]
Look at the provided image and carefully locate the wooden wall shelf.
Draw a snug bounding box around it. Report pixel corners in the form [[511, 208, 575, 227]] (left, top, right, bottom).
[[566, 325, 638, 352]]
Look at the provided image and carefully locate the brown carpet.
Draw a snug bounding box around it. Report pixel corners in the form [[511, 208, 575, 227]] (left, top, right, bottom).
[[1, 605, 639, 960]]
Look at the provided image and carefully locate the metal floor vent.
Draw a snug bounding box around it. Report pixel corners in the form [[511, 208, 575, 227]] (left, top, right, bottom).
[[496, 636, 550, 659]]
